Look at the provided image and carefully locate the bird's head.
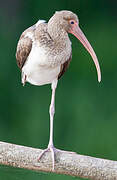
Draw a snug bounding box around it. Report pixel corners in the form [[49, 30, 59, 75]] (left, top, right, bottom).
[[51, 10, 79, 32], [48, 10, 101, 82]]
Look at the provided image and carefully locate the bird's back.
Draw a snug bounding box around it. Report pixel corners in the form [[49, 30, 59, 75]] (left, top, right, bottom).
[[16, 21, 47, 69]]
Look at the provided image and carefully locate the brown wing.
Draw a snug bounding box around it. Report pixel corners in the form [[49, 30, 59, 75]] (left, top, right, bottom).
[[58, 53, 72, 79], [16, 27, 34, 69]]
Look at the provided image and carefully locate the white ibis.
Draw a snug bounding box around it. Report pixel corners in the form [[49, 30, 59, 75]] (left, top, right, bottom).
[[16, 10, 101, 170]]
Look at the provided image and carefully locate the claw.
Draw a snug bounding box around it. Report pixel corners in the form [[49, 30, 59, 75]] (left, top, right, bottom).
[[38, 146, 56, 171], [38, 146, 76, 171]]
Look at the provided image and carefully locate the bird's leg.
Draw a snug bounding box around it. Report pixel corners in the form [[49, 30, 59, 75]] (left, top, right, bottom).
[[48, 79, 57, 148], [38, 79, 58, 170], [22, 72, 26, 86], [38, 79, 76, 170]]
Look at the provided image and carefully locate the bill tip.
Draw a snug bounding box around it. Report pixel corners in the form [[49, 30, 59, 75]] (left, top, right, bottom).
[[98, 76, 101, 83]]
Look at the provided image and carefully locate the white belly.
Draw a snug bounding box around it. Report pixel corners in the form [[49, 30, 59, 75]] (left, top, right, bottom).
[[23, 65, 60, 86], [22, 45, 60, 86]]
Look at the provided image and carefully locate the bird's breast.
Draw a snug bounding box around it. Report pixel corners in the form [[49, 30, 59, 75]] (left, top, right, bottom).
[[22, 44, 61, 86], [22, 40, 71, 86]]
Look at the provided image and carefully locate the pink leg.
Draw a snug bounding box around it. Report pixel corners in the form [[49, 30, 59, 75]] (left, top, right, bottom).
[[38, 79, 76, 170], [38, 79, 58, 171], [22, 72, 26, 86]]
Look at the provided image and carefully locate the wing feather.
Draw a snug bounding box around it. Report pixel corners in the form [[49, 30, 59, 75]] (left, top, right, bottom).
[[58, 53, 72, 79], [16, 27, 34, 69]]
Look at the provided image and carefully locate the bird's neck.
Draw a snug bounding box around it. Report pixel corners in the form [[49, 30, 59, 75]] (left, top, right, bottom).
[[47, 21, 70, 46]]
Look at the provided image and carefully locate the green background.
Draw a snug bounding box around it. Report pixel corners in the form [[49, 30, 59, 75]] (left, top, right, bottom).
[[0, 0, 117, 179]]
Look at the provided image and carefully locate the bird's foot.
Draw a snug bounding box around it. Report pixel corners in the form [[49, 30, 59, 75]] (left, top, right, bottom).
[[38, 145, 58, 171], [38, 146, 75, 171]]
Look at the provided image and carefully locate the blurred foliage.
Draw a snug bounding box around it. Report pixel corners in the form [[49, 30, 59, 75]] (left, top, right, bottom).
[[0, 0, 117, 180]]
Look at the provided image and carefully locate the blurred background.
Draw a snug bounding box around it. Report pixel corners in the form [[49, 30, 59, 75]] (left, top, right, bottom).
[[0, 0, 117, 179]]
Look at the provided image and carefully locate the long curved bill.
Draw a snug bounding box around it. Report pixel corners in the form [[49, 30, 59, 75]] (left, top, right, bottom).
[[70, 25, 101, 82]]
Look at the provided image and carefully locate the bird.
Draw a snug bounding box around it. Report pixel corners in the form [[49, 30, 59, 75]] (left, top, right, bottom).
[[16, 10, 101, 170]]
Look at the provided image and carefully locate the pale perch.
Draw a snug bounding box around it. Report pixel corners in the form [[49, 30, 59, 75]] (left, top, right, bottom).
[[0, 141, 117, 180]]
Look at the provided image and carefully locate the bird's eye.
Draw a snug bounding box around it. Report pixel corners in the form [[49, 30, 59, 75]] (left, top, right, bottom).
[[70, 21, 75, 25]]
